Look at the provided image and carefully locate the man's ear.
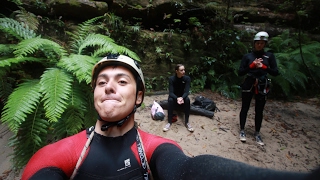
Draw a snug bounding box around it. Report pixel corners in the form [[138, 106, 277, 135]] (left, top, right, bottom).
[[136, 91, 143, 104]]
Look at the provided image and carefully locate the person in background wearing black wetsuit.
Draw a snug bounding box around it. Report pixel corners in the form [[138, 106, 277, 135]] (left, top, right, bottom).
[[22, 54, 319, 180], [163, 64, 193, 132], [238, 31, 279, 146]]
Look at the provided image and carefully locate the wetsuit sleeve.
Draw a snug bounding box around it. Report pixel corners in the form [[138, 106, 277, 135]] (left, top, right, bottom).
[[168, 76, 178, 100], [149, 143, 189, 180], [265, 53, 279, 76], [179, 155, 311, 180], [27, 168, 67, 180], [181, 76, 190, 99], [150, 145, 313, 180], [22, 131, 87, 180], [238, 54, 251, 76]]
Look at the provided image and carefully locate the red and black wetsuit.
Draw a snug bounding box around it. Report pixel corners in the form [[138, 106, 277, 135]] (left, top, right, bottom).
[[22, 127, 316, 180]]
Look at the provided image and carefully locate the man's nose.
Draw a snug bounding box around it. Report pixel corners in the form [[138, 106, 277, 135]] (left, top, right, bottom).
[[104, 81, 115, 94]]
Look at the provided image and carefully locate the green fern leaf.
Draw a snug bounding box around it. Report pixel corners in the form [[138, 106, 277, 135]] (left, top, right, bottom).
[[78, 33, 115, 55], [93, 44, 141, 61], [63, 108, 84, 133], [52, 81, 90, 138], [0, 56, 44, 68], [53, 82, 90, 138], [1, 80, 41, 133], [8, 105, 49, 169], [0, 17, 37, 40], [13, 9, 39, 31], [115, 46, 141, 61], [73, 16, 104, 39], [82, 88, 96, 128], [58, 54, 97, 84], [272, 75, 291, 96], [69, 16, 105, 52], [71, 83, 96, 128], [69, 81, 88, 111], [0, 44, 16, 56], [14, 37, 67, 58], [0, 75, 14, 102], [40, 68, 73, 122]]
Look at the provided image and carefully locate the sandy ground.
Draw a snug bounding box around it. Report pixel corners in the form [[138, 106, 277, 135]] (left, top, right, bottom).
[[0, 91, 319, 179]]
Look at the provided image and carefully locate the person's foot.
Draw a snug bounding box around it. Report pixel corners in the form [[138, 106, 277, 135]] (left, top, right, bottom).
[[163, 123, 171, 132], [186, 123, 194, 132], [254, 132, 264, 146], [239, 130, 246, 142]]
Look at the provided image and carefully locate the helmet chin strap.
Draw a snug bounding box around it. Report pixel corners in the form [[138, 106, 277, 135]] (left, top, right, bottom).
[[99, 106, 137, 131]]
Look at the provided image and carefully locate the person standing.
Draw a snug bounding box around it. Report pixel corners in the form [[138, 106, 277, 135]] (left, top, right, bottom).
[[238, 31, 279, 145], [163, 64, 193, 132]]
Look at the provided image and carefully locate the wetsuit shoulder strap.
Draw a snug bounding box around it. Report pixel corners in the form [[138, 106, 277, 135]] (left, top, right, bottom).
[[86, 126, 94, 138], [71, 126, 95, 179], [136, 129, 154, 180]]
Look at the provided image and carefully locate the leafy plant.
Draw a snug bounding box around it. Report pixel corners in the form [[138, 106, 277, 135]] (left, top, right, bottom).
[[0, 16, 140, 169], [12, 9, 39, 32], [268, 31, 320, 98]]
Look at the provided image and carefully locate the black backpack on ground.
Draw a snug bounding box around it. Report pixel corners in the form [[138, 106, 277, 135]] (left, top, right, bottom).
[[192, 96, 220, 112]]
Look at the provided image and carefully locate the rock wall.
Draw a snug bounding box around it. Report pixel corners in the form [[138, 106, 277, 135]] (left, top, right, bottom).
[[4, 0, 318, 33]]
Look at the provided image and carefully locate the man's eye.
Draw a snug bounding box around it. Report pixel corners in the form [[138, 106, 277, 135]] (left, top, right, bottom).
[[119, 80, 127, 85], [98, 81, 106, 85]]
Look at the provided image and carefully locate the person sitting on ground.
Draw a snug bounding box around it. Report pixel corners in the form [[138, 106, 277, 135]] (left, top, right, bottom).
[[163, 64, 193, 132], [22, 54, 319, 180]]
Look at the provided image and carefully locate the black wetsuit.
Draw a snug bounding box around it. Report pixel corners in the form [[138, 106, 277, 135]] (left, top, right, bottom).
[[167, 75, 191, 124], [238, 50, 279, 132], [22, 127, 319, 180]]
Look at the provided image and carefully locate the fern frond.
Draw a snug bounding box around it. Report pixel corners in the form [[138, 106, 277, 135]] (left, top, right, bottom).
[[8, 105, 49, 169], [52, 81, 89, 138], [290, 42, 320, 56], [0, 75, 14, 102], [53, 105, 84, 138], [68, 37, 84, 54], [78, 33, 115, 55], [57, 54, 97, 84], [81, 84, 96, 128], [40, 68, 73, 122], [273, 61, 308, 95], [92, 44, 118, 57], [69, 81, 88, 111], [83, 104, 96, 128], [0, 44, 16, 56], [268, 37, 283, 53], [93, 44, 141, 61], [0, 56, 44, 68], [104, 13, 123, 29], [114, 46, 141, 61], [271, 75, 291, 96], [69, 16, 105, 52], [1, 80, 42, 133], [14, 37, 67, 58], [13, 9, 39, 31], [275, 52, 291, 62], [0, 17, 36, 40]]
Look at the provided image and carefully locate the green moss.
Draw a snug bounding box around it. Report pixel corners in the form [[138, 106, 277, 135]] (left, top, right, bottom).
[[53, 0, 81, 7]]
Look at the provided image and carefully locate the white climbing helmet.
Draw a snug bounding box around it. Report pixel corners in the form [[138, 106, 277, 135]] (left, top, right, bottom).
[[91, 54, 145, 106], [254, 31, 269, 41]]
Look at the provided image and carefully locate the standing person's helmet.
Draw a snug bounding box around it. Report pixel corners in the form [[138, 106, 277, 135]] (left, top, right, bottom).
[[254, 31, 269, 42], [91, 54, 145, 107]]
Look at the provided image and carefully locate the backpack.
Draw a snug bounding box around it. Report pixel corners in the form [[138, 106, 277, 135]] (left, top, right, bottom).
[[192, 96, 219, 112], [151, 101, 165, 120]]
